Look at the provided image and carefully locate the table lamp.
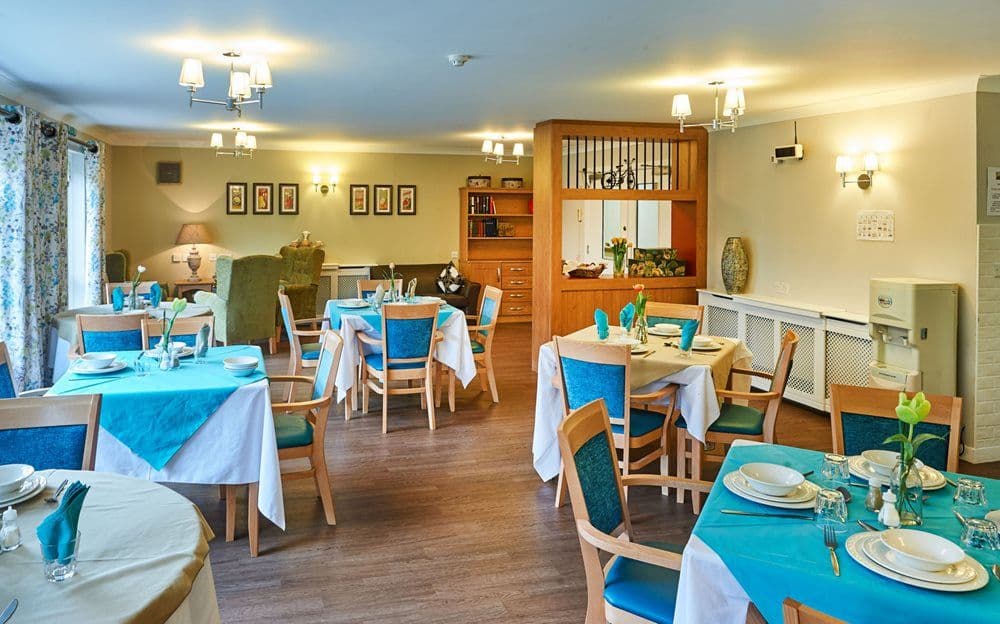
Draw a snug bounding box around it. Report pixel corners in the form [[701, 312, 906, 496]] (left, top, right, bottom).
[[175, 223, 212, 280]]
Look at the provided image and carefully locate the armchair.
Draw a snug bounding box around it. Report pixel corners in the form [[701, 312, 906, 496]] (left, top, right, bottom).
[[194, 255, 283, 354], [277, 245, 325, 331]]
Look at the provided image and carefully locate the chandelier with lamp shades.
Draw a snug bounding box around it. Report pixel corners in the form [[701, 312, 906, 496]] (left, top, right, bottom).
[[178, 50, 273, 117], [671, 81, 747, 133], [210, 129, 257, 158], [481, 137, 524, 165]]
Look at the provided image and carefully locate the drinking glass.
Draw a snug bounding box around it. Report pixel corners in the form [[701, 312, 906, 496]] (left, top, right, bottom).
[[40, 531, 80, 582], [953, 477, 989, 519], [814, 488, 848, 531], [133, 357, 150, 377], [960, 518, 1000, 551], [820, 453, 850, 488]]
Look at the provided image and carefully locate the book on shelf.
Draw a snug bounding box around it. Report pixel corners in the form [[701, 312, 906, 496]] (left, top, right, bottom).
[[467, 194, 497, 215], [467, 217, 500, 237]]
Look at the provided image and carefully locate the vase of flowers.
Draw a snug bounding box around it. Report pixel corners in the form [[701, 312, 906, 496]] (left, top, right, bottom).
[[158, 298, 188, 371], [633, 283, 648, 344], [383, 262, 400, 302], [129, 264, 146, 311], [886, 391, 940, 526], [606, 227, 632, 278]]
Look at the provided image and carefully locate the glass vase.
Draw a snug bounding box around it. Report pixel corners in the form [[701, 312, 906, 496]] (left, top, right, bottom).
[[613, 251, 626, 278], [635, 314, 648, 344], [891, 459, 923, 526], [128, 291, 138, 312]]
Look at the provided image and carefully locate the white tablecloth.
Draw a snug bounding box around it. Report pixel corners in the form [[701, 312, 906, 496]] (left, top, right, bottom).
[[532, 340, 753, 481]]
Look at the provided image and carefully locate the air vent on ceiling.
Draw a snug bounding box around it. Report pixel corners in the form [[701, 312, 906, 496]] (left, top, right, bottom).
[[157, 161, 182, 184]]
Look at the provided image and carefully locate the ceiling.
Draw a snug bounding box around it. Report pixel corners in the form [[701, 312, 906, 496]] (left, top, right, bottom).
[[1, 0, 998, 154]]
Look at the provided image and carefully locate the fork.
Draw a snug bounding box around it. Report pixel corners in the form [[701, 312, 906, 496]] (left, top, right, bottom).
[[44, 479, 69, 504], [823, 524, 841, 576]]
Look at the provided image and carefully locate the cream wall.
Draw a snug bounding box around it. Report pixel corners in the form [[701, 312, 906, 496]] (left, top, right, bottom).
[[108, 146, 531, 280], [707, 94, 979, 450]]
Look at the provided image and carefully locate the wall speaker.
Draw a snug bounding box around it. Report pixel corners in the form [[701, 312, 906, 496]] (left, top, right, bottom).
[[157, 161, 182, 184]]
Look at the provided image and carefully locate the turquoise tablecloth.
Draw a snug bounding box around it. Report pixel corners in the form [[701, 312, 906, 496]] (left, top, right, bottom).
[[324, 298, 456, 331], [48, 346, 267, 470], [694, 444, 1000, 624]]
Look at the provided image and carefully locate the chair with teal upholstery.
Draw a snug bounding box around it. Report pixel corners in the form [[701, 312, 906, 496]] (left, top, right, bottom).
[[277, 287, 328, 378], [227, 330, 343, 557], [830, 384, 961, 472], [75, 313, 145, 354], [0, 341, 49, 398], [358, 302, 441, 434], [436, 285, 502, 411], [675, 330, 799, 513], [0, 395, 101, 470], [194, 254, 283, 354], [557, 398, 712, 624], [356, 278, 403, 299], [646, 302, 704, 333], [552, 337, 677, 508], [141, 316, 215, 350]]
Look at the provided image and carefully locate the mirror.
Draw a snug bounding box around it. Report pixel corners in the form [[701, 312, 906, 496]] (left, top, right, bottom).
[[562, 199, 672, 271]]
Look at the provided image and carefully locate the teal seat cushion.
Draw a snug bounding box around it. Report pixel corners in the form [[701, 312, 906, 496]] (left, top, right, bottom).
[[274, 413, 313, 449], [301, 343, 321, 361], [610, 408, 666, 437], [364, 353, 426, 371], [676, 403, 764, 436], [603, 541, 683, 624], [470, 340, 485, 354]]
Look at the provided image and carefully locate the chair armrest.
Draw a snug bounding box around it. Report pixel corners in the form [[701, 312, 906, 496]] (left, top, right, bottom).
[[433, 331, 444, 344], [730, 367, 772, 380], [621, 474, 713, 493], [268, 375, 315, 385], [576, 520, 682, 571], [292, 329, 325, 338], [295, 317, 330, 326], [465, 314, 479, 322], [466, 324, 493, 332], [19, 387, 50, 398], [271, 396, 332, 413], [629, 384, 677, 403], [356, 332, 381, 346], [716, 388, 780, 402]]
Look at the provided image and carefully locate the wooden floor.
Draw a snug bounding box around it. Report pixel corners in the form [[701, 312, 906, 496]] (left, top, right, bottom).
[[172, 323, 999, 623]]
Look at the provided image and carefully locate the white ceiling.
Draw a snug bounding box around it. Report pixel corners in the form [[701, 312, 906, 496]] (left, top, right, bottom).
[[1, 0, 998, 154]]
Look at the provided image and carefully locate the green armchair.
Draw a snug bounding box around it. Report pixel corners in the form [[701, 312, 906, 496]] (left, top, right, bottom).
[[276, 246, 325, 331], [194, 255, 283, 353]]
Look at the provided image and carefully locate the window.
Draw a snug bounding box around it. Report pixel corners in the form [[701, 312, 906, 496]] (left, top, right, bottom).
[[66, 147, 87, 308]]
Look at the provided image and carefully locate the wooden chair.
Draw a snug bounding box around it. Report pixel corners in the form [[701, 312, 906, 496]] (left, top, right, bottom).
[[227, 331, 343, 557], [782, 598, 846, 624], [645, 302, 704, 332], [558, 398, 712, 624], [75, 313, 146, 354], [356, 278, 403, 299], [277, 287, 328, 377], [675, 330, 799, 513], [140, 315, 215, 350], [358, 303, 441, 434], [435, 285, 503, 412], [0, 395, 101, 470], [830, 384, 961, 472], [552, 337, 677, 507], [0, 340, 48, 398], [104, 280, 159, 304]]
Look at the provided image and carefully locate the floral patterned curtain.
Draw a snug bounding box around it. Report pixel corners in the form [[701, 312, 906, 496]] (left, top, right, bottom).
[[84, 142, 107, 305], [0, 106, 69, 390]]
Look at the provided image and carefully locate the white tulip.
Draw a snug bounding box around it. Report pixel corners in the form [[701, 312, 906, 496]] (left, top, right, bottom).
[[137, 265, 146, 274]]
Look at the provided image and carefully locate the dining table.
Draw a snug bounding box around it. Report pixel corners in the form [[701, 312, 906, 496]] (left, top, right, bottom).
[[674, 442, 1000, 624], [0, 469, 219, 623], [44, 345, 285, 531], [532, 325, 752, 481]]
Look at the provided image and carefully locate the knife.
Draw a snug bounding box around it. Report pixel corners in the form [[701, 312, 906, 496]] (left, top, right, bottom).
[[721, 509, 814, 520], [1, 598, 17, 624]]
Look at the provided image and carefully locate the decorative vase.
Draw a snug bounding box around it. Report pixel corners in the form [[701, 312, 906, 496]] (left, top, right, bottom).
[[613, 251, 627, 278], [721, 237, 748, 294], [635, 314, 648, 344], [891, 459, 923, 526]]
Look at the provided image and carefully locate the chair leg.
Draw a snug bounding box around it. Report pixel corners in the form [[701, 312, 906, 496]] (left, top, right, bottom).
[[554, 464, 568, 508], [676, 429, 687, 504], [248, 482, 260, 557], [225, 485, 236, 542], [485, 357, 499, 403], [382, 387, 389, 434], [344, 388, 353, 421], [448, 369, 456, 413], [692, 441, 703, 515], [478, 362, 489, 392], [660, 454, 671, 497], [218, 485, 226, 500], [312, 453, 337, 526], [268, 336, 277, 355], [425, 373, 436, 430], [420, 382, 427, 410], [434, 366, 443, 408], [363, 379, 370, 414]]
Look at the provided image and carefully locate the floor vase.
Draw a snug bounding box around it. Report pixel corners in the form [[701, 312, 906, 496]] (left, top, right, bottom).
[[721, 237, 748, 294]]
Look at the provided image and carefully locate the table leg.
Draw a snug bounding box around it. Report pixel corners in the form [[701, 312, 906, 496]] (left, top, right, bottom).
[[225, 485, 236, 542], [248, 482, 260, 557]]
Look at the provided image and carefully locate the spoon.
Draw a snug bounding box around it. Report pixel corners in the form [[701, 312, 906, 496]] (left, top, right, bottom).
[[857, 520, 880, 532]]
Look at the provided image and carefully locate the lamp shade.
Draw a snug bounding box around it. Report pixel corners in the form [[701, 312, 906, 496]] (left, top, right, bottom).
[[863, 152, 880, 172], [210, 132, 223, 148], [512, 143, 525, 157], [175, 223, 211, 245], [179, 58, 205, 88], [249, 60, 272, 88], [724, 88, 746, 115], [493, 142, 505, 157], [835, 155, 853, 174], [671, 94, 692, 118], [481, 139, 493, 154], [228, 71, 252, 98], [234, 131, 248, 148], [245, 135, 257, 150]]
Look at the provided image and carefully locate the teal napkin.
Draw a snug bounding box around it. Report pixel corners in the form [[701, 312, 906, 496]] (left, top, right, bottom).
[[111, 287, 124, 312], [149, 282, 162, 307], [36, 480, 90, 563], [619, 302, 635, 332], [679, 319, 699, 351], [595, 309, 609, 340]]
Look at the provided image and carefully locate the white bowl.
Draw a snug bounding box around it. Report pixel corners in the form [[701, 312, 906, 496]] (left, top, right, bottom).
[[0, 464, 34, 495], [986, 509, 1000, 529], [80, 352, 116, 370], [225, 366, 257, 377], [692, 336, 714, 348], [880, 529, 965, 572], [738, 462, 805, 497], [654, 323, 681, 331], [223, 356, 258, 369], [861, 449, 924, 477]]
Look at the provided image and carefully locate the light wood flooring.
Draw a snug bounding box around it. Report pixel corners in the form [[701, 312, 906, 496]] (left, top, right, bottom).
[[171, 323, 998, 623]]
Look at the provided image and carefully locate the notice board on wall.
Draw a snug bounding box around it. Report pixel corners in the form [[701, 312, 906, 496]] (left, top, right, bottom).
[[856, 210, 894, 241]]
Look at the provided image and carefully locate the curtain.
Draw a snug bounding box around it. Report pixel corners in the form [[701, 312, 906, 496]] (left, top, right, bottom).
[[84, 141, 107, 305], [0, 106, 69, 390]]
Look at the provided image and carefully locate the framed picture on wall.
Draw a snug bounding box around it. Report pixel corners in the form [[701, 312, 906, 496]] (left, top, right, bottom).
[[397, 185, 416, 215], [349, 184, 369, 215], [374, 184, 393, 215], [226, 182, 247, 215], [278, 183, 299, 215], [252, 182, 273, 215]]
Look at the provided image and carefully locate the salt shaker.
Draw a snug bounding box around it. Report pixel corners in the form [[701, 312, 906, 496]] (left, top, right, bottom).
[[878, 489, 901, 528], [0, 506, 21, 551], [864, 477, 884, 512]]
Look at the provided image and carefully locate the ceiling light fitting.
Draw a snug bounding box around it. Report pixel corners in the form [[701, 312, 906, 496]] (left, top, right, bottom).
[[210, 128, 256, 158], [836, 152, 879, 190], [179, 50, 273, 118], [448, 54, 471, 67], [671, 81, 746, 133], [481, 137, 524, 165]]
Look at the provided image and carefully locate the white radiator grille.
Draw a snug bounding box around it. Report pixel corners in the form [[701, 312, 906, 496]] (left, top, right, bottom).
[[336, 266, 371, 299], [705, 306, 738, 338], [825, 330, 874, 398], [780, 321, 816, 395], [745, 314, 776, 373]]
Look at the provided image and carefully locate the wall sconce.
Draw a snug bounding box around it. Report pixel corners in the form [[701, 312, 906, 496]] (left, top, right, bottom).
[[836, 152, 879, 190], [312, 169, 338, 194]]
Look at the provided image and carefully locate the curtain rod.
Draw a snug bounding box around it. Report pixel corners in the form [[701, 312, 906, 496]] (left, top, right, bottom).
[[0, 110, 98, 153]]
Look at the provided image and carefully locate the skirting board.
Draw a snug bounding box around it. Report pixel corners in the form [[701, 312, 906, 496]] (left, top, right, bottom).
[[963, 443, 1000, 464]]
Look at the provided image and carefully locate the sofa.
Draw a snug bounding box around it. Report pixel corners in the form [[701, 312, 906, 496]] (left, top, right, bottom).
[[370, 263, 481, 314]]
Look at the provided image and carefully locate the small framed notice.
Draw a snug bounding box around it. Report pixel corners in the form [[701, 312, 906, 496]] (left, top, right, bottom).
[[987, 167, 1000, 217], [857, 210, 894, 241]]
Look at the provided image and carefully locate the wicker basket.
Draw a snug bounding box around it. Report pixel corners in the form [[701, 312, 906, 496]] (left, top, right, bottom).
[[567, 263, 606, 279]]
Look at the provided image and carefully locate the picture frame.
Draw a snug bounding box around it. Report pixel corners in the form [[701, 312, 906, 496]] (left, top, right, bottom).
[[397, 185, 416, 215], [278, 183, 299, 215], [226, 182, 247, 215], [252, 183, 273, 215], [374, 184, 393, 215], [349, 184, 369, 215]]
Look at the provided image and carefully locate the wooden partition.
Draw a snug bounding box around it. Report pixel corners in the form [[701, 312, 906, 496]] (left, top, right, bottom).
[[531, 120, 709, 362]]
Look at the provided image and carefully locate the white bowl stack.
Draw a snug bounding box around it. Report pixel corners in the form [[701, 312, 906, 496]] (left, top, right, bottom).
[[223, 356, 259, 377], [0, 464, 35, 495]]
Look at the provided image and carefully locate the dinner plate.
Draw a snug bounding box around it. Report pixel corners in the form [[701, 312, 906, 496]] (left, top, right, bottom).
[[846, 533, 987, 592], [630, 344, 650, 355], [610, 336, 640, 347], [722, 471, 817, 509], [729, 471, 820, 503], [847, 455, 946, 490], [337, 299, 369, 309], [648, 327, 681, 337], [690, 341, 723, 352], [860, 534, 977, 584], [70, 360, 127, 375], [144, 346, 194, 358], [0, 474, 47, 507], [418, 296, 446, 304]]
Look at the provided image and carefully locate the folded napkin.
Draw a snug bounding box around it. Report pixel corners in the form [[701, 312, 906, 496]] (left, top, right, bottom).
[[194, 323, 211, 358], [407, 278, 418, 299], [595, 308, 609, 340], [111, 287, 125, 312], [619, 302, 635, 332], [36, 480, 90, 563], [149, 282, 162, 307], [374, 284, 385, 307], [679, 319, 699, 351]]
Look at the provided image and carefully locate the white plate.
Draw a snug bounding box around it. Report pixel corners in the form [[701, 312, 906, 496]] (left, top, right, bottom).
[[727, 471, 819, 504], [0, 474, 47, 506], [144, 346, 194, 358], [846, 532, 988, 592], [610, 336, 640, 347], [630, 344, 650, 355], [847, 455, 946, 491], [860, 534, 977, 584], [418, 296, 446, 304], [986, 509, 1000, 529], [722, 471, 817, 509], [648, 327, 681, 337], [690, 341, 723, 352], [337, 299, 369, 309], [71, 360, 127, 375]]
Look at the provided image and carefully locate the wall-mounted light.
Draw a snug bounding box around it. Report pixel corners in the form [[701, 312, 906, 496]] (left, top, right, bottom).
[[312, 168, 338, 194], [836, 152, 879, 190]]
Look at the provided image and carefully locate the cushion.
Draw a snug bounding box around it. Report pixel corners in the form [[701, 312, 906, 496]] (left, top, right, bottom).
[[301, 343, 322, 361], [364, 353, 426, 371], [274, 413, 313, 449], [0, 362, 16, 399], [610, 408, 666, 438], [0, 425, 88, 470], [603, 541, 683, 624], [676, 403, 764, 436], [436, 261, 466, 294], [470, 340, 485, 354]]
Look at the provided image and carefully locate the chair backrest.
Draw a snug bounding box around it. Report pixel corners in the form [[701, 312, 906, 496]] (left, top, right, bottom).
[[0, 341, 17, 399], [104, 281, 158, 304], [104, 249, 129, 283], [279, 245, 325, 284], [475, 286, 503, 345], [0, 395, 101, 470], [378, 303, 439, 371], [357, 279, 403, 299], [760, 330, 799, 442], [76, 313, 146, 354], [309, 330, 344, 407], [646, 302, 704, 332], [277, 287, 303, 358], [829, 384, 961, 472], [214, 255, 284, 341], [782, 598, 845, 624], [141, 316, 215, 349]]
